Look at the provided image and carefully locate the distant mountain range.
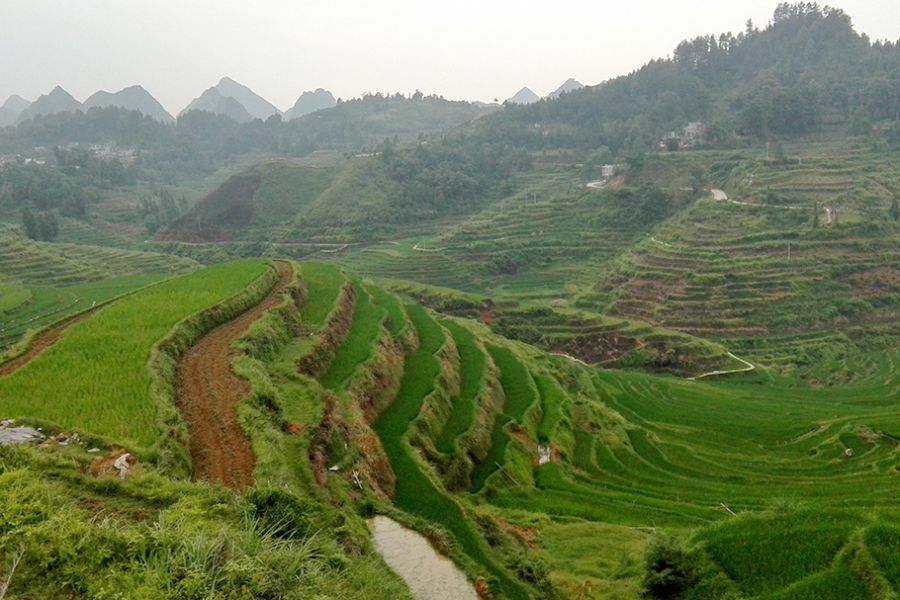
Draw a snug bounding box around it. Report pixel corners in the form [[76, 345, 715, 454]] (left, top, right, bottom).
[[505, 79, 584, 104], [1, 77, 583, 127], [1, 78, 343, 127], [179, 87, 256, 123]]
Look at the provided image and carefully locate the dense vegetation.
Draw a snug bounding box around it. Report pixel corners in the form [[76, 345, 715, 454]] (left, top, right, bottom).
[[470, 3, 900, 155]]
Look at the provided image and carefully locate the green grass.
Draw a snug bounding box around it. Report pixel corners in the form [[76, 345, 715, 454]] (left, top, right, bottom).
[[534, 375, 566, 443], [697, 511, 866, 597], [541, 520, 648, 599], [320, 280, 385, 391], [0, 283, 31, 313], [0, 448, 414, 600], [435, 320, 485, 454], [366, 283, 406, 337], [299, 262, 345, 326], [0, 273, 170, 351], [469, 344, 537, 492], [0, 259, 270, 446]]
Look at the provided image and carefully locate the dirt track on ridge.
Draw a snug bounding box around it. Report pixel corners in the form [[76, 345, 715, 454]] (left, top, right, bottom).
[[0, 311, 95, 378], [175, 261, 291, 491]]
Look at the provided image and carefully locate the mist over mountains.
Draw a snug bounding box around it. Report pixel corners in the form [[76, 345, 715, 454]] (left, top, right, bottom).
[[1, 76, 580, 127]]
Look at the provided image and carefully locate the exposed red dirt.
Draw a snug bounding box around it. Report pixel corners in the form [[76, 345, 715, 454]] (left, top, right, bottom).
[[0, 311, 95, 377], [175, 261, 292, 491]]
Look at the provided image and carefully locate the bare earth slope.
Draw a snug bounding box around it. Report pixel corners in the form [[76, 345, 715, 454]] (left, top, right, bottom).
[[175, 261, 291, 490]]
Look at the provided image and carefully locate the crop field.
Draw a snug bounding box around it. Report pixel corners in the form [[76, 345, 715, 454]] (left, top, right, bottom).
[[371, 304, 531, 600], [298, 261, 346, 326], [469, 344, 538, 492], [592, 139, 900, 373], [0, 235, 199, 286], [0, 273, 169, 351], [0, 283, 31, 313], [366, 282, 407, 337], [320, 280, 384, 391], [435, 320, 485, 454], [0, 259, 270, 446], [480, 356, 900, 597], [327, 246, 477, 290]]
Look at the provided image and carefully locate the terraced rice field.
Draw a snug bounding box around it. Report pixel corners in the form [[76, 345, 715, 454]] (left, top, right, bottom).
[[599, 143, 900, 371], [328, 246, 476, 290], [0, 259, 270, 446], [0, 274, 169, 351], [371, 305, 531, 600], [320, 280, 383, 391], [470, 344, 538, 492], [0, 236, 198, 286], [435, 320, 485, 454]]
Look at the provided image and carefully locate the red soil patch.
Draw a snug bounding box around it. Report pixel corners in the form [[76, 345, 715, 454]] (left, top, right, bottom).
[[175, 261, 292, 491], [0, 311, 95, 378]]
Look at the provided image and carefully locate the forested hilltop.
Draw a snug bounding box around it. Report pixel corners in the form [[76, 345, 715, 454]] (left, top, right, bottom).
[[469, 2, 900, 154]]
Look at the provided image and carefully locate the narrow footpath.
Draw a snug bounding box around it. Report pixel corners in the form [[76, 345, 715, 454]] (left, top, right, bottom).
[[175, 261, 292, 490]]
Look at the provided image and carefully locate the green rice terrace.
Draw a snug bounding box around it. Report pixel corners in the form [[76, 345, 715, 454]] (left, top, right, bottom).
[[0, 246, 900, 599]]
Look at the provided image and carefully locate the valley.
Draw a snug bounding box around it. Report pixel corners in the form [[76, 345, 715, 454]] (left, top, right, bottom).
[[2, 4, 900, 599]]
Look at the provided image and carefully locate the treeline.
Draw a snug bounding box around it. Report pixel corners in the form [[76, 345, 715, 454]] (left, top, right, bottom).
[[0, 95, 492, 184], [470, 3, 900, 155]]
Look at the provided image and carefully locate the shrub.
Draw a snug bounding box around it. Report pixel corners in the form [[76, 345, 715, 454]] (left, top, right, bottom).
[[642, 534, 700, 599]]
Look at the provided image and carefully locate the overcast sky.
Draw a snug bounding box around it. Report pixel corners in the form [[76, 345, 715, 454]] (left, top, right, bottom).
[[1, 0, 896, 115]]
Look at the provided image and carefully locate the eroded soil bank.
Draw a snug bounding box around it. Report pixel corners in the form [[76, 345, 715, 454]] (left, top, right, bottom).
[[369, 516, 478, 600]]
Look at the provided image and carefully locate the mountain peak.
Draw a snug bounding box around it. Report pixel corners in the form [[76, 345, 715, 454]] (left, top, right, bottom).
[[179, 87, 254, 123], [507, 87, 540, 105], [547, 78, 584, 99], [284, 88, 337, 120], [15, 87, 82, 124], [212, 77, 280, 120], [83, 85, 174, 123]]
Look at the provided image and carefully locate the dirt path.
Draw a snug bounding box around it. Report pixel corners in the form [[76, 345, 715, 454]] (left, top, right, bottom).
[[175, 261, 292, 491], [689, 352, 756, 380], [0, 311, 95, 378]]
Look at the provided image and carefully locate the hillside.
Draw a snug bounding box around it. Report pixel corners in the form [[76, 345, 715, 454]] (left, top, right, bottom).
[[4, 259, 900, 599], [468, 4, 900, 154], [5, 5, 900, 599]]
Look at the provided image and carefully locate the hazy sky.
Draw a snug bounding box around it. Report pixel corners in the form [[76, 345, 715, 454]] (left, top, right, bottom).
[[1, 0, 896, 115]]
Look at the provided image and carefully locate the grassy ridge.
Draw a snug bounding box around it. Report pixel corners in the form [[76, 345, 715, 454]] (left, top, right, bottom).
[[469, 344, 537, 493], [435, 320, 485, 454], [0, 259, 269, 446]]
